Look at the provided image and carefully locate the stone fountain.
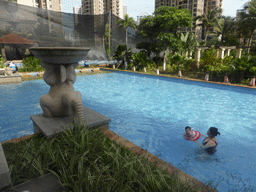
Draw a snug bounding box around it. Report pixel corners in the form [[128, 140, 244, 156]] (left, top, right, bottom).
[[29, 47, 111, 139]]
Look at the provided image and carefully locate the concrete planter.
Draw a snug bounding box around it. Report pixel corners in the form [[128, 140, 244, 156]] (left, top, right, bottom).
[[178, 69, 182, 77], [0, 68, 5, 75], [0, 74, 22, 84], [249, 76, 255, 86], [224, 75, 229, 83], [205, 73, 209, 81]]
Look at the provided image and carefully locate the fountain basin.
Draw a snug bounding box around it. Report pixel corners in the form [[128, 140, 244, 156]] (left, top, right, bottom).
[[29, 47, 90, 64]]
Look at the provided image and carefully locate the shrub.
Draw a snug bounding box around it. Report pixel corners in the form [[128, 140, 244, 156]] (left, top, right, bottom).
[[200, 47, 222, 71], [229, 56, 256, 83], [19, 56, 44, 72], [183, 59, 199, 72], [0, 54, 5, 68], [241, 78, 251, 85], [76, 65, 84, 69], [132, 51, 148, 71], [169, 53, 187, 72]]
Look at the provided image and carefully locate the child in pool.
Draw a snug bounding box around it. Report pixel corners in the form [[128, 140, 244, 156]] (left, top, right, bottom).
[[183, 126, 201, 141], [183, 126, 195, 140]]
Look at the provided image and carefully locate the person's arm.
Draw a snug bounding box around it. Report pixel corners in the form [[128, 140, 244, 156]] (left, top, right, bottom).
[[193, 140, 215, 149], [201, 134, 207, 137]]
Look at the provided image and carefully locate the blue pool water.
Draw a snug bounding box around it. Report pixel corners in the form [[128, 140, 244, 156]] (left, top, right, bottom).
[[0, 71, 255, 192]]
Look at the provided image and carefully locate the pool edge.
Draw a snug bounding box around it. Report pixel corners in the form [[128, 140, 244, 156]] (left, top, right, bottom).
[[100, 68, 256, 90], [102, 129, 217, 192]]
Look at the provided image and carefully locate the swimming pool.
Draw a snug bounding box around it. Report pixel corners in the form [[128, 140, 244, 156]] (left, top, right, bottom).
[[0, 71, 255, 192]]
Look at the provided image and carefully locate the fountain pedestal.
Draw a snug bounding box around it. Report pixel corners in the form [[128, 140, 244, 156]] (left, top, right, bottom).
[[29, 47, 111, 138], [31, 106, 110, 139]]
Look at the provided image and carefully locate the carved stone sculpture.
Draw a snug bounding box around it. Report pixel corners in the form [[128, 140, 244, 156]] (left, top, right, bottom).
[[29, 47, 90, 125], [40, 62, 84, 124]]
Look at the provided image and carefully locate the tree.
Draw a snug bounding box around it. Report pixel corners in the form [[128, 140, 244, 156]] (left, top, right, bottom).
[[214, 16, 237, 45], [237, 0, 256, 48], [116, 14, 137, 68], [132, 51, 149, 70], [137, 15, 161, 58], [194, 7, 222, 42], [137, 15, 157, 44], [104, 23, 112, 62], [113, 45, 132, 69], [154, 6, 192, 53], [137, 6, 192, 70]]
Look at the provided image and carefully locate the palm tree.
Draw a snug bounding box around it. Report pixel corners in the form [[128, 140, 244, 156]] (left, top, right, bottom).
[[194, 7, 222, 42], [116, 14, 137, 69], [237, 0, 256, 48], [104, 23, 112, 62], [213, 16, 237, 44]]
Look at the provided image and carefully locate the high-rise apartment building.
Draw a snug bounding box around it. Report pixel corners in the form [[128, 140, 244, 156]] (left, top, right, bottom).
[[155, 0, 224, 39], [81, 0, 123, 19], [137, 12, 149, 24], [17, 0, 62, 12], [73, 7, 82, 14], [123, 5, 127, 18]]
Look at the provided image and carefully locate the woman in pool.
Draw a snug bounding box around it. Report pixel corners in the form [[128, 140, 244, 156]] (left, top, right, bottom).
[[194, 127, 221, 160]]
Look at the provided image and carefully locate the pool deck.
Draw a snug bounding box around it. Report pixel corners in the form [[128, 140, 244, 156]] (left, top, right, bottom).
[[0, 74, 22, 84]]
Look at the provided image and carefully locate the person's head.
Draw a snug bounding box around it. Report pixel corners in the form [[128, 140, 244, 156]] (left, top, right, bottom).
[[185, 126, 191, 134], [207, 127, 221, 138]]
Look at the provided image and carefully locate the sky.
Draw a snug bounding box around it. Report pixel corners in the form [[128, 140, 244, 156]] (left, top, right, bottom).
[[62, 0, 249, 21]]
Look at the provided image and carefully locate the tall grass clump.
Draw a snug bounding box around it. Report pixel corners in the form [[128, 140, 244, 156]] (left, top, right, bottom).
[[3, 123, 206, 192]]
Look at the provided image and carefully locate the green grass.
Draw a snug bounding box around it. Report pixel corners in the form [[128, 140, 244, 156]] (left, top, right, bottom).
[[2, 123, 212, 192]]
